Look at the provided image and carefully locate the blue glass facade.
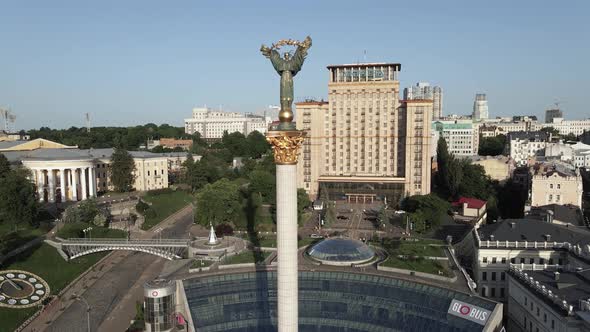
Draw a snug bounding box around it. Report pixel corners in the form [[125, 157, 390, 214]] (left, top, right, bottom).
[[183, 271, 496, 332]]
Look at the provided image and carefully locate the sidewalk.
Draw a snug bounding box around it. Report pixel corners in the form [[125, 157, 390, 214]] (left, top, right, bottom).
[[20, 204, 194, 332]]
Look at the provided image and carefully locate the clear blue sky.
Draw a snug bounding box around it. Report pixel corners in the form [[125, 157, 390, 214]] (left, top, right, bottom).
[[1, 0, 588, 130]]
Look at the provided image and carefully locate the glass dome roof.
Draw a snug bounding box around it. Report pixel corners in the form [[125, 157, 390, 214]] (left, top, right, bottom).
[[307, 237, 375, 264]]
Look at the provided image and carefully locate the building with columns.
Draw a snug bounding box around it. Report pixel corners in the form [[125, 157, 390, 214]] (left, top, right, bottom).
[[2, 141, 174, 203]]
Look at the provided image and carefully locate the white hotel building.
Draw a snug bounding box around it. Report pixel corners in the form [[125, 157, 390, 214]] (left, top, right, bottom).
[[184, 107, 272, 139]]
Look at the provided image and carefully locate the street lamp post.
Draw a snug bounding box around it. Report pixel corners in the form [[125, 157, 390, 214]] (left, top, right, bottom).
[[72, 293, 91, 332]]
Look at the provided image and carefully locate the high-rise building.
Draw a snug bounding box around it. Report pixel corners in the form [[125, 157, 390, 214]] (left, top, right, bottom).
[[545, 108, 563, 123], [296, 63, 432, 200], [184, 107, 271, 139], [403, 82, 443, 119], [473, 93, 489, 121]]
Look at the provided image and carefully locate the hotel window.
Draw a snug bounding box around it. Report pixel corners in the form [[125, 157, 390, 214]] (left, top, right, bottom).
[[482, 272, 487, 281], [501, 257, 506, 264], [482, 257, 487, 263], [491, 272, 496, 281], [557, 184, 561, 189], [492, 257, 497, 264]]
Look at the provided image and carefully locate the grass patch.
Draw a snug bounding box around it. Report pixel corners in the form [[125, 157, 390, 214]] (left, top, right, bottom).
[[380, 238, 446, 257], [0, 243, 107, 332], [56, 223, 127, 239], [223, 251, 271, 265], [257, 236, 277, 248], [191, 259, 214, 269], [382, 256, 453, 277], [141, 190, 194, 230]]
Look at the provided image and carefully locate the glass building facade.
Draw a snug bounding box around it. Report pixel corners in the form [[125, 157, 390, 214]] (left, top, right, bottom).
[[183, 271, 496, 332]]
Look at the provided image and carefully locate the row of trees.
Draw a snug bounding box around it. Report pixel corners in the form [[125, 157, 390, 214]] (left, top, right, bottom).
[[435, 137, 527, 221], [29, 124, 190, 149]]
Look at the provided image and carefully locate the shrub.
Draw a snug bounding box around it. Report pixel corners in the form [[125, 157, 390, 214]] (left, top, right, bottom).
[[215, 223, 234, 236], [135, 200, 150, 214]]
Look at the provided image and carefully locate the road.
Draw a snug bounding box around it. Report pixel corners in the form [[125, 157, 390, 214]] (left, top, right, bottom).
[[23, 205, 194, 332]]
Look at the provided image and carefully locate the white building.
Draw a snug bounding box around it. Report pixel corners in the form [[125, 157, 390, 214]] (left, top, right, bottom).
[[507, 265, 590, 332], [184, 107, 271, 139], [1, 139, 186, 203], [473, 94, 489, 121], [456, 218, 590, 305], [542, 117, 590, 136], [508, 131, 550, 166], [545, 141, 590, 168], [432, 119, 479, 157]]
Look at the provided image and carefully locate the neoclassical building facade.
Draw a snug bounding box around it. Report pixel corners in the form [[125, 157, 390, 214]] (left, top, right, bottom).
[[2, 139, 180, 203]]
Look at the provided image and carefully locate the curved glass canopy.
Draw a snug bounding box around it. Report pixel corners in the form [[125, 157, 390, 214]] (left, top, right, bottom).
[[307, 237, 375, 263]]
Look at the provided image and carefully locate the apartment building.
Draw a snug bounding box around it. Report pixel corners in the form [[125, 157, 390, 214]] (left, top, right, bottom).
[[296, 63, 432, 200]]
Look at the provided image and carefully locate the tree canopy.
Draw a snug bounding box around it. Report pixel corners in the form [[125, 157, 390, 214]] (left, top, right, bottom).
[[0, 169, 38, 229], [478, 135, 506, 156], [110, 148, 136, 192], [195, 179, 243, 226], [29, 124, 191, 149], [401, 194, 450, 234], [0, 153, 10, 178]]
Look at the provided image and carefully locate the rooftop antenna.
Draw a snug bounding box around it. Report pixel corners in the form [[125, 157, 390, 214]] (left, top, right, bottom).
[[85, 113, 91, 133]]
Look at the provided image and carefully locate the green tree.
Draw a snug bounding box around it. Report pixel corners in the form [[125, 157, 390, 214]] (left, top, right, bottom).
[[401, 194, 450, 233], [297, 188, 311, 224], [248, 170, 275, 204], [195, 179, 242, 226], [246, 131, 270, 158], [110, 148, 136, 192], [0, 153, 10, 178], [540, 127, 560, 136], [435, 137, 450, 194], [458, 161, 494, 199], [221, 131, 249, 157], [0, 170, 38, 229], [478, 134, 506, 156]]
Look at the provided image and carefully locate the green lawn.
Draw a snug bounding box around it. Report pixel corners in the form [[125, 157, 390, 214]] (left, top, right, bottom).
[[56, 223, 127, 239], [223, 251, 271, 265], [191, 259, 214, 269], [141, 190, 194, 230], [381, 256, 453, 277], [380, 238, 447, 258], [257, 236, 277, 248], [0, 243, 107, 332]]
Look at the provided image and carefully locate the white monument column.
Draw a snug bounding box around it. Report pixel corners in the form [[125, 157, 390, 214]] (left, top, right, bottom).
[[47, 169, 55, 203], [37, 169, 45, 202], [267, 130, 305, 332], [88, 167, 96, 198], [59, 168, 66, 202], [81, 168, 88, 200], [71, 168, 78, 201]]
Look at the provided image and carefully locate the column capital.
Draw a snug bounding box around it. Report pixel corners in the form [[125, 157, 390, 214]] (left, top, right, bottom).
[[266, 130, 306, 165]]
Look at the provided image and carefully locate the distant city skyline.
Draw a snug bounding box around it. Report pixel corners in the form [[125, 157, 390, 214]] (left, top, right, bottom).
[[0, 1, 589, 130]]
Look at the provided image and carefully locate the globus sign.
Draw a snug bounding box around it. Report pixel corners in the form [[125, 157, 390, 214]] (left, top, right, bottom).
[[447, 299, 491, 326]]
